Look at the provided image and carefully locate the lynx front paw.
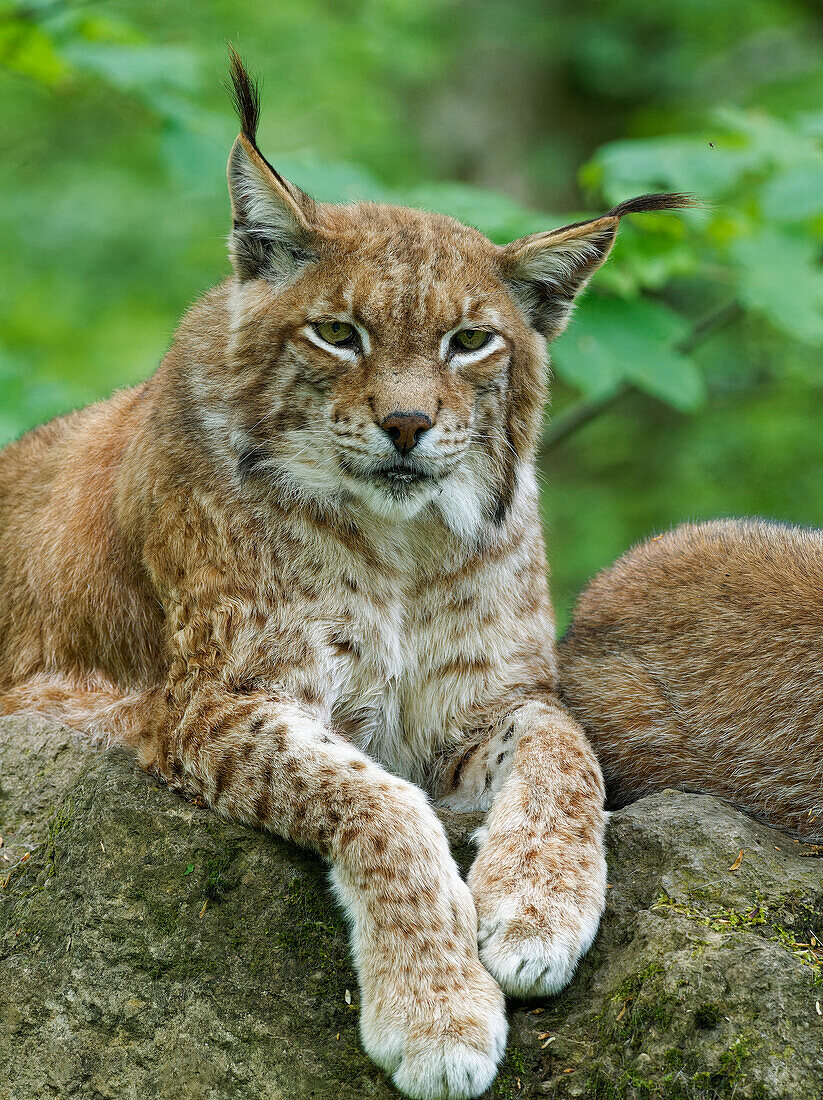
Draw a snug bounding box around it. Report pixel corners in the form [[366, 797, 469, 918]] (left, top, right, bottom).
[[474, 893, 601, 998], [360, 959, 507, 1099], [468, 835, 606, 1000], [467, 708, 608, 1000]]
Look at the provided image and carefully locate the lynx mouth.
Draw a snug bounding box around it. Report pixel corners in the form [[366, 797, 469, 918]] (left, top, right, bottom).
[[340, 456, 439, 492], [367, 467, 438, 496], [376, 465, 433, 484]]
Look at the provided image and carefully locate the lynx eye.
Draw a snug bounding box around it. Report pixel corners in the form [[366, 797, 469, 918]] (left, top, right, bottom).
[[314, 320, 357, 348], [451, 329, 491, 353]]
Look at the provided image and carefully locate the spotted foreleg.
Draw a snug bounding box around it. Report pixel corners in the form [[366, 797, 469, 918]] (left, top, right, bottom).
[[452, 699, 606, 999], [140, 687, 507, 1100]]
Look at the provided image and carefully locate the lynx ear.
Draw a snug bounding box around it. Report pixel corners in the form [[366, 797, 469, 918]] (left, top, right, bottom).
[[226, 49, 318, 282], [500, 193, 693, 337]]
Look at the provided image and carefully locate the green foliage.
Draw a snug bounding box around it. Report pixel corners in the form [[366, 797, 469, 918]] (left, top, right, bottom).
[[557, 106, 823, 415], [553, 297, 704, 409], [1, 0, 821, 617]]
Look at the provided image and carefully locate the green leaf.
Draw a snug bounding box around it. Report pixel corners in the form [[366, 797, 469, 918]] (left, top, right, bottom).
[[597, 227, 699, 296], [729, 228, 823, 345], [553, 296, 705, 411], [588, 134, 759, 204], [714, 107, 820, 170], [761, 162, 823, 224], [276, 155, 389, 204], [0, 21, 68, 84], [61, 42, 199, 93]]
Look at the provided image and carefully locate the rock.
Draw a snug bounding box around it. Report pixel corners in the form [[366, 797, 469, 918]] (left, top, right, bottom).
[[2, 716, 823, 1099], [539, 797, 823, 1100], [0, 716, 88, 865]]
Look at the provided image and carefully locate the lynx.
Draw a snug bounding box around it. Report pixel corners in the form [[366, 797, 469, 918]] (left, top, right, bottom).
[[560, 519, 823, 842], [0, 52, 689, 1099]]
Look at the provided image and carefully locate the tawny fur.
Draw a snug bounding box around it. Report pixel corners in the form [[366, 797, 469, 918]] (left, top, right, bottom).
[[560, 519, 823, 842], [0, 55, 687, 1100]]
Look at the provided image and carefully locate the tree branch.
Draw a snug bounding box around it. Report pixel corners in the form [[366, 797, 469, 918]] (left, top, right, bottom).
[[540, 299, 742, 455], [541, 386, 628, 452]]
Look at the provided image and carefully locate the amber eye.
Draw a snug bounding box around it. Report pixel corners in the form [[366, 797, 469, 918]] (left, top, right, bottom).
[[314, 320, 357, 348], [451, 329, 492, 353]]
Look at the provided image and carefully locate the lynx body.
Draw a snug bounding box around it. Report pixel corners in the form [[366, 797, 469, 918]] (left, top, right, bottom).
[[560, 519, 823, 841], [0, 54, 688, 1099]]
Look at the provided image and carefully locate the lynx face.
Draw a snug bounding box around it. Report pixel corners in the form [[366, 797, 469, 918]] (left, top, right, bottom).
[[224, 204, 547, 532]]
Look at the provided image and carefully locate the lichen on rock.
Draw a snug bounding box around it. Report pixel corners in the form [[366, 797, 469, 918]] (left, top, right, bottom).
[[2, 716, 823, 1098]]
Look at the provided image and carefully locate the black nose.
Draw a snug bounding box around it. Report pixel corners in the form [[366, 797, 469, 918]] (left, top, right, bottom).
[[380, 411, 432, 455]]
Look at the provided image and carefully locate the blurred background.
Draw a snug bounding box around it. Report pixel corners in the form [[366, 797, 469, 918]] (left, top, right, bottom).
[[1, 0, 822, 625]]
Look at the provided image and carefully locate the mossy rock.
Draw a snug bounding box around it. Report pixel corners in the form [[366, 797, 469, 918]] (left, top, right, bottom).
[[2, 717, 823, 1098]]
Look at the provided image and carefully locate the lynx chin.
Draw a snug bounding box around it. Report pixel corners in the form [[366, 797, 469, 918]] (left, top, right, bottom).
[[0, 50, 690, 1100]]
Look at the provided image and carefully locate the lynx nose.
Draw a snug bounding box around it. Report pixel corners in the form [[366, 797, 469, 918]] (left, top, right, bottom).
[[380, 411, 432, 455]]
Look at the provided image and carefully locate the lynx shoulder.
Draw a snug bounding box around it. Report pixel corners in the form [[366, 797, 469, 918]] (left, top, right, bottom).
[[560, 518, 823, 840]]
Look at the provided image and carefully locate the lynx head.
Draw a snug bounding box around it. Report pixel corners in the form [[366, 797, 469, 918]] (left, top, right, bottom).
[[216, 50, 689, 538]]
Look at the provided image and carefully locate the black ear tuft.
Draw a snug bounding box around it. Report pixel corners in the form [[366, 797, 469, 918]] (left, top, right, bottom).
[[227, 44, 261, 145], [605, 192, 696, 217], [501, 191, 697, 337], [224, 47, 320, 283]]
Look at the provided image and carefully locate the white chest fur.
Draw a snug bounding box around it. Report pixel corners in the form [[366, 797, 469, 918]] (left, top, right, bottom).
[[267, 482, 545, 786], [327, 582, 432, 784], [324, 562, 518, 785]]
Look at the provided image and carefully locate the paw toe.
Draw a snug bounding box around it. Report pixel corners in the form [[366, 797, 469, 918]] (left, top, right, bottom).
[[478, 917, 587, 999], [363, 985, 507, 1099], [392, 1042, 501, 1100]]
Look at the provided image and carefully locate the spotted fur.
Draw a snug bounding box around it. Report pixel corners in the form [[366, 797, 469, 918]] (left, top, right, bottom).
[[0, 55, 688, 1099], [560, 519, 823, 842]]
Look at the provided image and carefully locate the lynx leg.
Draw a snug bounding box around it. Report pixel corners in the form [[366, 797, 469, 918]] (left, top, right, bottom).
[[141, 690, 507, 1100], [462, 699, 606, 999]]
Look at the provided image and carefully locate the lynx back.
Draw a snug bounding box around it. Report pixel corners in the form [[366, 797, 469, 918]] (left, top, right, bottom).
[[560, 519, 823, 841]]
